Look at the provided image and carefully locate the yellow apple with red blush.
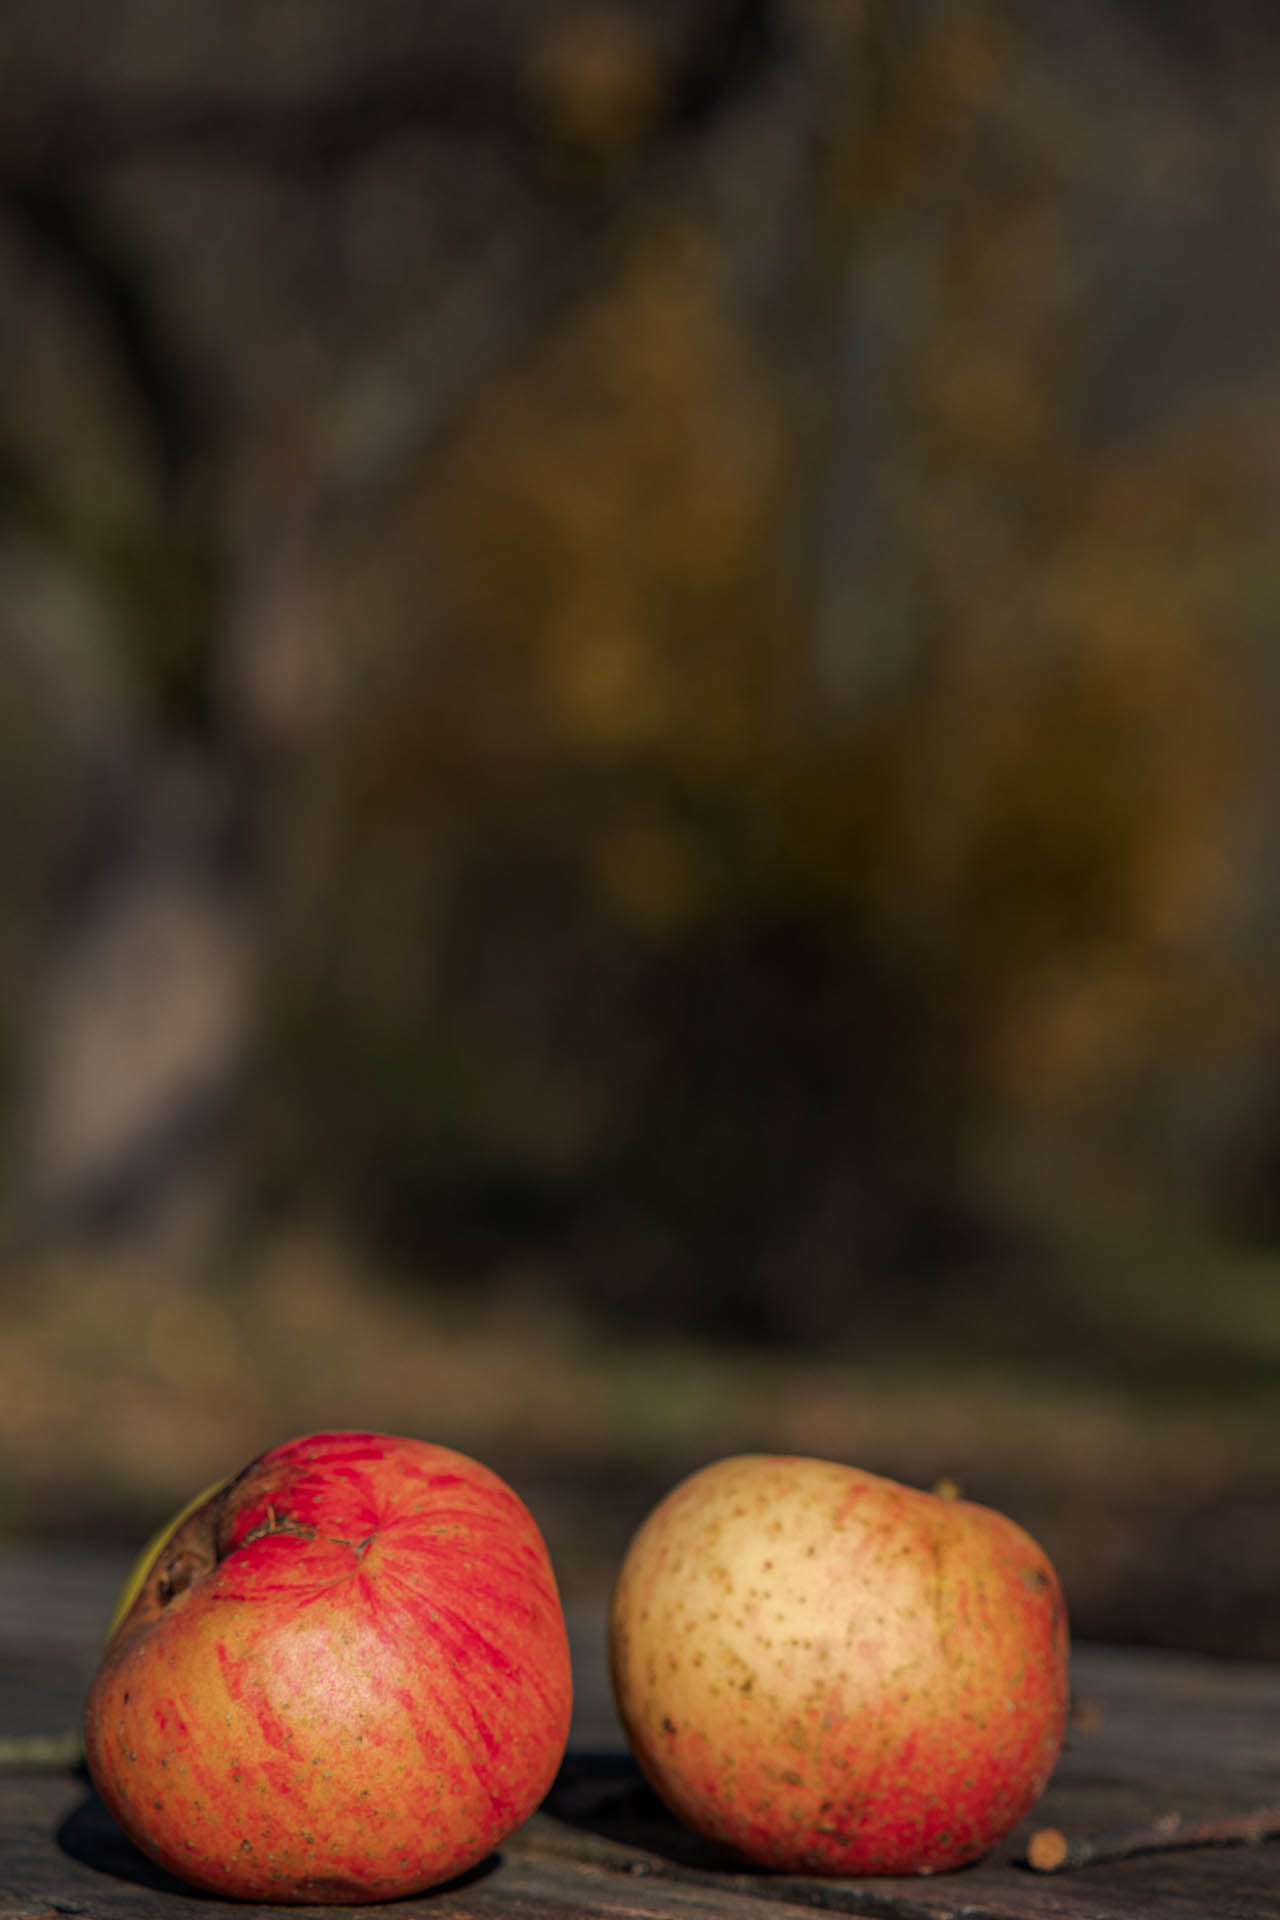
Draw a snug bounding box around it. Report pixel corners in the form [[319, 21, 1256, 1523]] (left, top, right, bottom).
[[609, 1454, 1068, 1876]]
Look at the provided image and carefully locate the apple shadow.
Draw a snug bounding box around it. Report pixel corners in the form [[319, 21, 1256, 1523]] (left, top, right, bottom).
[[545, 1751, 760, 1875], [57, 1788, 504, 1905]]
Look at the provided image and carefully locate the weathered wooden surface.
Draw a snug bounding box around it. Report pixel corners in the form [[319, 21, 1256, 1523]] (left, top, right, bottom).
[[1, 1549, 1277, 1919]]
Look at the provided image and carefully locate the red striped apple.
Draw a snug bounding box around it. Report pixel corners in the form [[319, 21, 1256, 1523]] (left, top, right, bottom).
[[610, 1454, 1068, 1876], [84, 1431, 572, 1902]]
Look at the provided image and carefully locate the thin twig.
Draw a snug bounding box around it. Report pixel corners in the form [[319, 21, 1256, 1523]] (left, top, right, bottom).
[[0, 1731, 84, 1773], [1027, 1802, 1280, 1872]]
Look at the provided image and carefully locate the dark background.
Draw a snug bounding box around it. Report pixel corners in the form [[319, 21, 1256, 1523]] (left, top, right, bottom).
[[1, 0, 1278, 1656]]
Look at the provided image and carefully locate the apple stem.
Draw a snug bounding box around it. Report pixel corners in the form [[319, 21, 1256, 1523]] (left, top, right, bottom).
[[1027, 1802, 1280, 1872]]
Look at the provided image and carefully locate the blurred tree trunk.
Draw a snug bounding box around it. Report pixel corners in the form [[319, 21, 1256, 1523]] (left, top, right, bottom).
[[2, 0, 1280, 1318]]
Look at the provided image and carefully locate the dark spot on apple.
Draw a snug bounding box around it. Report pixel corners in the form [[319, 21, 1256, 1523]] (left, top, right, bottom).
[[662, 1716, 676, 1734], [157, 1551, 202, 1606]]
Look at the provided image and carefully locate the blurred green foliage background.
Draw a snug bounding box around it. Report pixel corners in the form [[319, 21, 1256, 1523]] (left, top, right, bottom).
[[1, 0, 1278, 1654]]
